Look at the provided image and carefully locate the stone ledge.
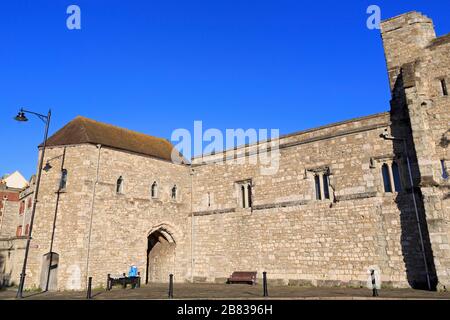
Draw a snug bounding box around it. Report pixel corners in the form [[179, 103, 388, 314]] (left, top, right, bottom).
[[335, 192, 378, 201], [193, 208, 236, 217], [253, 200, 310, 211]]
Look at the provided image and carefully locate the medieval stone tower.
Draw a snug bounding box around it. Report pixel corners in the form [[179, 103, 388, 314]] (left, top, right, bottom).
[[381, 12, 450, 290]]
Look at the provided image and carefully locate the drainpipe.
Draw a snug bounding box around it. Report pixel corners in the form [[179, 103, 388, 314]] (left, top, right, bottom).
[[45, 147, 66, 291], [85, 144, 102, 288], [190, 167, 194, 283], [402, 139, 431, 290], [21, 198, 26, 236]]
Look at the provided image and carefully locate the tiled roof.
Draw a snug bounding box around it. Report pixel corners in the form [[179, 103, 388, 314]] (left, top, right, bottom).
[[44, 116, 183, 162]]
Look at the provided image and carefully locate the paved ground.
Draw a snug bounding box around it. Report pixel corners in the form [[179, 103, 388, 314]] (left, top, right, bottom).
[[1, 283, 450, 300]]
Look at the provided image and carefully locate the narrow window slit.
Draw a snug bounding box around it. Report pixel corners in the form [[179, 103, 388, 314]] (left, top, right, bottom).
[[314, 175, 321, 200], [391, 162, 402, 192], [116, 176, 123, 194], [441, 79, 448, 96], [441, 160, 449, 179], [382, 164, 392, 193], [323, 175, 330, 200]]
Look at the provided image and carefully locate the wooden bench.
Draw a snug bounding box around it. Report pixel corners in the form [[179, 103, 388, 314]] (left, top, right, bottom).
[[107, 273, 141, 290], [227, 272, 257, 285]]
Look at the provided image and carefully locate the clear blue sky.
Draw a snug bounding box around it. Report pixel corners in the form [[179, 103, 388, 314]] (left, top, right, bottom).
[[1, 1, 449, 179]]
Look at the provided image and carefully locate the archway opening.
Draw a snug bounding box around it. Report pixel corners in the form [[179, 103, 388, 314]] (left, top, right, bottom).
[[146, 229, 176, 284]]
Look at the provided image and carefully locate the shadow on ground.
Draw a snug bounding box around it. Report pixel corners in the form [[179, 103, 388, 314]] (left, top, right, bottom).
[[0, 283, 449, 300]]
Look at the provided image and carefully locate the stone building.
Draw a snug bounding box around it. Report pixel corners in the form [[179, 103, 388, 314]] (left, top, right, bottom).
[[4, 11, 449, 292], [0, 172, 32, 287], [0, 181, 20, 238]]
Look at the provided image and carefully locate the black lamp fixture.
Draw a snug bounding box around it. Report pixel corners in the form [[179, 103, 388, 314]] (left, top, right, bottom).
[[14, 109, 29, 122], [43, 162, 53, 172], [13, 107, 52, 298]]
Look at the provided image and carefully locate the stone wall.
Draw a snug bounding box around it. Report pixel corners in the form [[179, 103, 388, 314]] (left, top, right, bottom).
[[0, 239, 26, 287], [191, 113, 428, 288]]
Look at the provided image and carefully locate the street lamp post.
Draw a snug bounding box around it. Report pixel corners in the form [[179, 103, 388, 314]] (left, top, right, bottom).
[[14, 108, 52, 298], [380, 130, 432, 290]]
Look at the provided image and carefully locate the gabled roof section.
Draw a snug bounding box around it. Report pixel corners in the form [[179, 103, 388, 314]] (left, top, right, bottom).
[[44, 116, 182, 162], [1, 171, 29, 189]]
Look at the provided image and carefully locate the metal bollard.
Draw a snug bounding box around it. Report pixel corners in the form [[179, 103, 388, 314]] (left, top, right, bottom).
[[107, 274, 111, 291], [263, 272, 268, 297], [371, 270, 379, 297], [168, 274, 174, 299], [86, 277, 92, 299]]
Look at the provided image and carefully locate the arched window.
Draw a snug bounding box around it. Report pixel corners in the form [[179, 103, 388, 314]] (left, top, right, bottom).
[[323, 174, 330, 200], [116, 176, 124, 194], [59, 169, 68, 190], [19, 201, 25, 215], [16, 225, 23, 237], [241, 185, 246, 208], [247, 184, 252, 208], [382, 164, 392, 193], [151, 181, 158, 199], [171, 185, 177, 200], [391, 162, 402, 192], [441, 79, 448, 96], [314, 175, 321, 200], [25, 224, 30, 236], [442, 160, 449, 180], [237, 182, 253, 209]]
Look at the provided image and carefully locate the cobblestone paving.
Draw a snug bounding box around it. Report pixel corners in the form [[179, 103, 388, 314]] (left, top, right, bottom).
[[1, 284, 450, 300]]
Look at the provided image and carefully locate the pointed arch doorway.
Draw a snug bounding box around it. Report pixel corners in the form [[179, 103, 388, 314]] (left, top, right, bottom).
[[146, 228, 176, 284]]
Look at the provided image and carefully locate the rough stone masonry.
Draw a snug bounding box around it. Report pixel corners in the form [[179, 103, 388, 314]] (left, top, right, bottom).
[[1, 11, 448, 292]]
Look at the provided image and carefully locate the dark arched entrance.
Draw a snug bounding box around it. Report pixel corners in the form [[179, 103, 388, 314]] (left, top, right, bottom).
[[146, 229, 176, 284]]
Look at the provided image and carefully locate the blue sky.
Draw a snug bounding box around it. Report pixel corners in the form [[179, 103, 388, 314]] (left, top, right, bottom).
[[1, 1, 449, 178]]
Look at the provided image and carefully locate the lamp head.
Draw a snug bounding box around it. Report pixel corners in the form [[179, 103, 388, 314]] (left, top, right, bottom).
[[379, 129, 390, 139], [14, 109, 28, 122], [43, 162, 52, 172]]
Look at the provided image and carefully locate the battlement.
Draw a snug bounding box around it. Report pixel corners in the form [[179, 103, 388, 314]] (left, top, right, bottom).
[[381, 11, 433, 31], [381, 12, 437, 91]]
